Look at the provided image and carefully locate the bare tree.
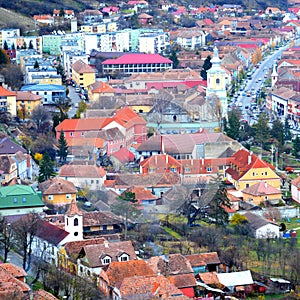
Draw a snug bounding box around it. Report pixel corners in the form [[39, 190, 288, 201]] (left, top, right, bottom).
[[0, 216, 14, 262], [12, 213, 41, 271], [30, 105, 51, 134]]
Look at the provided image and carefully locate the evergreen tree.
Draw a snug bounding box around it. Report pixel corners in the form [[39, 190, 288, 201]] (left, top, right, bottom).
[[59, 7, 65, 17], [38, 152, 56, 183], [293, 136, 300, 158], [252, 113, 270, 149], [29, 41, 34, 49], [169, 50, 179, 68], [57, 130, 68, 163], [11, 43, 15, 50], [21, 41, 27, 49], [270, 119, 284, 153], [225, 108, 241, 140], [3, 41, 8, 50], [284, 118, 292, 141], [0, 49, 10, 65], [34, 60, 39, 69], [200, 55, 212, 80]]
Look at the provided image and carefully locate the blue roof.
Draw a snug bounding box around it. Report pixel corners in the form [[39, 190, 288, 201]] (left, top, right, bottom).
[[21, 84, 66, 92]]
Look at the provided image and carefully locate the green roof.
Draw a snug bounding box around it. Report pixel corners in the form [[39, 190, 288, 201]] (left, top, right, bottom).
[[0, 184, 44, 209]]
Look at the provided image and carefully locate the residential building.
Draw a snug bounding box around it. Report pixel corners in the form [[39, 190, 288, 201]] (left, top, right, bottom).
[[58, 164, 106, 190], [12, 151, 29, 180], [20, 84, 66, 105], [42, 34, 63, 55], [34, 14, 55, 26], [225, 149, 281, 191], [186, 252, 221, 274], [242, 181, 282, 206], [138, 13, 153, 25], [138, 31, 170, 54], [0, 137, 27, 156], [72, 59, 96, 89], [53, 9, 75, 19], [243, 212, 280, 238], [26, 66, 61, 85], [101, 53, 173, 75], [38, 177, 77, 206], [0, 85, 17, 116], [291, 176, 300, 203], [77, 240, 137, 277], [62, 50, 87, 81], [87, 81, 115, 102], [0, 28, 20, 48], [0, 155, 17, 185], [147, 254, 197, 298], [98, 260, 155, 296], [0, 184, 44, 216], [16, 91, 43, 117]]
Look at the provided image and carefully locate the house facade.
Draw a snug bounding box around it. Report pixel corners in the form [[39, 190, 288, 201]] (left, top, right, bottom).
[[72, 59, 96, 89]]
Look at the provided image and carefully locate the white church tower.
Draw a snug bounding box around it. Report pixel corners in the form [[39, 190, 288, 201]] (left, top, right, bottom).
[[64, 199, 83, 241], [206, 46, 228, 120]]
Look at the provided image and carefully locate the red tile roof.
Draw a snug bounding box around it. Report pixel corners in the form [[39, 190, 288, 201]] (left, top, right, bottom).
[[59, 164, 106, 178], [140, 154, 181, 173], [185, 252, 220, 267], [0, 263, 27, 278], [55, 118, 112, 132], [39, 177, 77, 195], [0, 86, 16, 97], [33, 289, 59, 300], [125, 186, 157, 202], [66, 199, 83, 217], [111, 147, 135, 164], [102, 260, 155, 287], [102, 54, 172, 65]]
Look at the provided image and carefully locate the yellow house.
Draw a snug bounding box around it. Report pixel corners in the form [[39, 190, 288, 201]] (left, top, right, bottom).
[[16, 91, 42, 118], [106, 22, 117, 32], [226, 149, 281, 191], [38, 177, 77, 206], [87, 81, 115, 102], [242, 181, 282, 206], [33, 75, 62, 85], [80, 23, 106, 33], [72, 59, 96, 90], [0, 85, 16, 116]]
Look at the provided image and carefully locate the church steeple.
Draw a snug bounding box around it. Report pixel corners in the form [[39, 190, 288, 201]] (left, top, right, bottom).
[[64, 199, 83, 241], [211, 46, 221, 66]]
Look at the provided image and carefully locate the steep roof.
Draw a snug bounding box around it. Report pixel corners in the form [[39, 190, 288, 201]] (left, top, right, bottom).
[[33, 289, 59, 300], [59, 164, 106, 178], [80, 240, 137, 268], [0, 137, 26, 155], [0, 263, 27, 278], [66, 199, 83, 217], [34, 219, 69, 246], [16, 91, 43, 101], [39, 178, 77, 195], [125, 186, 157, 201], [242, 181, 281, 196], [89, 81, 115, 93], [0, 86, 16, 97], [103, 260, 155, 287], [118, 275, 186, 299], [244, 212, 279, 230], [185, 252, 220, 267], [72, 59, 95, 74], [111, 148, 135, 164], [55, 118, 112, 132]]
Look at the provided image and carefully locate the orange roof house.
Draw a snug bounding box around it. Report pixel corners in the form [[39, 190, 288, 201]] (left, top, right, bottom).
[[88, 81, 115, 102], [225, 149, 280, 191], [16, 91, 42, 117], [242, 181, 282, 206], [124, 186, 158, 205], [0, 86, 17, 116], [291, 175, 300, 203], [98, 260, 155, 295]]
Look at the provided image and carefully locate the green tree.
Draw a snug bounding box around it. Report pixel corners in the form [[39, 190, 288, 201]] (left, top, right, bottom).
[[0, 49, 10, 65], [270, 119, 284, 153], [57, 130, 68, 163], [252, 113, 270, 149], [38, 152, 56, 183], [284, 118, 292, 141], [11, 43, 15, 50], [75, 100, 88, 118], [200, 55, 212, 80], [29, 40, 34, 49], [111, 191, 141, 239], [224, 108, 241, 140], [3, 40, 8, 50], [59, 7, 65, 17], [293, 136, 300, 158], [169, 50, 179, 69], [56, 60, 66, 83], [34, 60, 39, 69], [21, 41, 27, 49]]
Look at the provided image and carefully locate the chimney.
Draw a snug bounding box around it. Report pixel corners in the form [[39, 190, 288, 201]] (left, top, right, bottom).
[[155, 155, 157, 164], [160, 136, 165, 154], [248, 151, 252, 165], [104, 240, 109, 248], [166, 154, 168, 164]]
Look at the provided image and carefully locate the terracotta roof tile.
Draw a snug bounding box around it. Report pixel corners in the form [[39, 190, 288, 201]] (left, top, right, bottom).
[[81, 240, 137, 268], [39, 178, 77, 195], [0, 86, 16, 97], [242, 181, 281, 196], [198, 271, 220, 285], [169, 273, 196, 288], [33, 289, 59, 299], [102, 260, 155, 287], [185, 252, 220, 267], [59, 164, 106, 178], [66, 199, 83, 217], [64, 238, 106, 257], [16, 91, 43, 101], [72, 59, 95, 74], [0, 263, 27, 278]]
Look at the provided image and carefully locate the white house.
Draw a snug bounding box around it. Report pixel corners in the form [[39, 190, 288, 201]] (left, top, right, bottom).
[[291, 176, 300, 203], [243, 212, 280, 238]]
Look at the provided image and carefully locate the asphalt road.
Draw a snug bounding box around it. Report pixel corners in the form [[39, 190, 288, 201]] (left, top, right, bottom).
[[230, 43, 290, 125], [67, 85, 82, 117]]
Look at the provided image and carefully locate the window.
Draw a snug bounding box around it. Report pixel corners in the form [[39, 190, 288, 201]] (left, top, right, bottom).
[[22, 197, 27, 203], [185, 166, 191, 173], [74, 232, 78, 236], [216, 78, 220, 84], [96, 180, 99, 184], [81, 132, 85, 136], [206, 167, 212, 172], [170, 167, 177, 173], [103, 257, 111, 264], [119, 255, 128, 262], [252, 172, 255, 176], [13, 197, 18, 203], [48, 195, 54, 200], [246, 184, 250, 188], [91, 180, 94, 184], [70, 132, 73, 137], [66, 194, 71, 199], [265, 172, 268, 175], [74, 218, 78, 226]]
